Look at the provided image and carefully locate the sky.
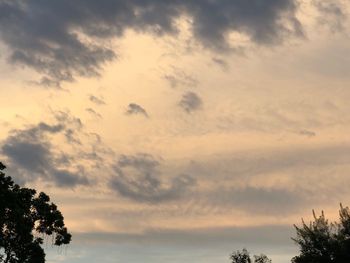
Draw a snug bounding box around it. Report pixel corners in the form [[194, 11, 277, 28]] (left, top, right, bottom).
[[1, 0, 350, 262]]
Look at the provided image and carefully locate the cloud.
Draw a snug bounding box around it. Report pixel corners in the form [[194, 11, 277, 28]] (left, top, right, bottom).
[[163, 68, 198, 88], [0, 0, 302, 86], [75, 224, 293, 248], [298, 129, 316, 137], [53, 111, 84, 144], [86, 108, 102, 119], [2, 141, 51, 176], [180, 143, 350, 215], [110, 153, 196, 203], [52, 169, 88, 187], [215, 101, 344, 134], [125, 103, 149, 117], [212, 57, 229, 71], [0, 118, 89, 187], [313, 0, 347, 32], [211, 186, 303, 214], [191, 145, 350, 182], [179, 91, 203, 113], [185, 0, 303, 49], [89, 95, 106, 105]]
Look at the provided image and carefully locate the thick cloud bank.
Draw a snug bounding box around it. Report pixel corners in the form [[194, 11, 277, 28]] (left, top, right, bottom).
[[0, 113, 91, 187], [0, 0, 301, 86]]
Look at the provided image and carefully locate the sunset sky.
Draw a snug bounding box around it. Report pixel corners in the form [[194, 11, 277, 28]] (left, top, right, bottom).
[[1, 1, 350, 262]]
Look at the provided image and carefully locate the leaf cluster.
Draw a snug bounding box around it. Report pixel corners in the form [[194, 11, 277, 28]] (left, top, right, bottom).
[[0, 162, 71, 263], [292, 205, 350, 263], [230, 248, 272, 263]]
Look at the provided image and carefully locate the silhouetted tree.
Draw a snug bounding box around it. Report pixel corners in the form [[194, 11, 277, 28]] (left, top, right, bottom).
[[0, 162, 71, 263], [230, 248, 251, 263], [292, 204, 350, 263], [254, 254, 272, 263], [230, 249, 272, 263]]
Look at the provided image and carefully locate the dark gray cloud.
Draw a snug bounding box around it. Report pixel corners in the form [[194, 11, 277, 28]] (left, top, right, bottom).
[[125, 103, 149, 117], [1, 118, 89, 187], [0, 0, 302, 86], [52, 169, 88, 187], [2, 141, 51, 176], [110, 153, 195, 203], [1, 122, 64, 180], [89, 95, 106, 105], [179, 91, 203, 113]]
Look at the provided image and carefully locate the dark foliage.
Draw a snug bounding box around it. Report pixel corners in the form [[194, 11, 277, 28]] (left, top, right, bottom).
[[292, 205, 350, 263], [0, 162, 71, 263], [230, 249, 271, 263]]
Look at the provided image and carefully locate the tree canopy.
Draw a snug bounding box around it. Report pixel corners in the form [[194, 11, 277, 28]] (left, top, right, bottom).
[[231, 204, 350, 263], [0, 162, 71, 263], [230, 248, 272, 263], [292, 204, 350, 263]]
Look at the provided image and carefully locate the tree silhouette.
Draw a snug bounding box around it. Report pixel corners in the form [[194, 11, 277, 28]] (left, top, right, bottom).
[[0, 162, 71, 263], [230, 249, 272, 263], [254, 254, 272, 263], [292, 204, 350, 263]]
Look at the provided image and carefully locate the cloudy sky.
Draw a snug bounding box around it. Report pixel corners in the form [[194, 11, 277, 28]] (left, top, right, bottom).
[[1, 0, 350, 262]]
